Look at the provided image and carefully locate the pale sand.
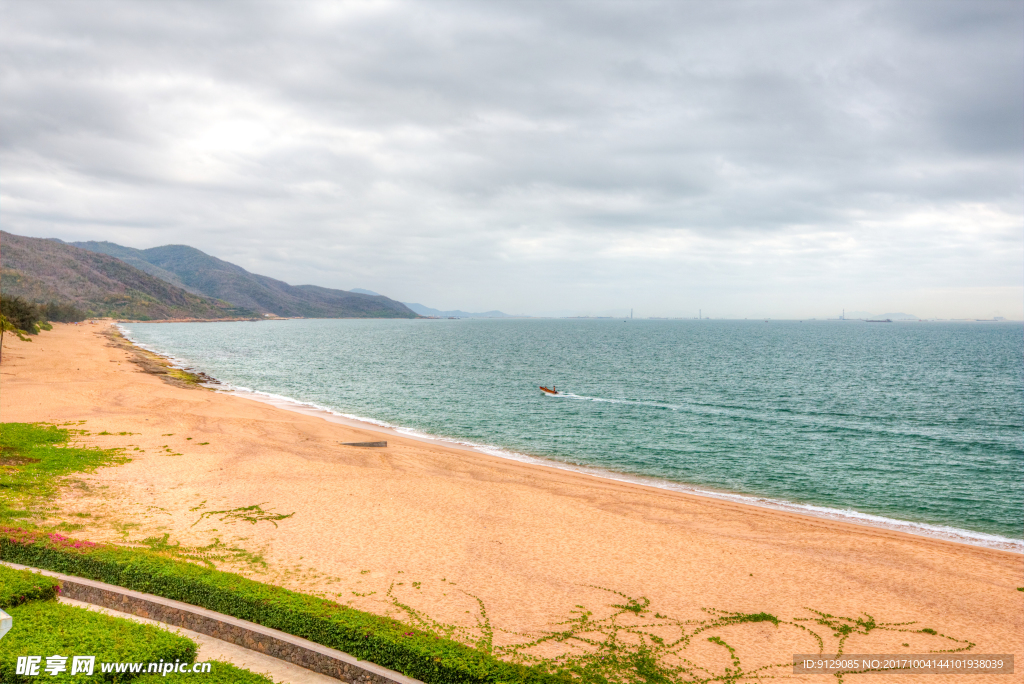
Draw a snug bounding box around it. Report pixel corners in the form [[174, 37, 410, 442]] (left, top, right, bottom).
[[2, 323, 1022, 682]]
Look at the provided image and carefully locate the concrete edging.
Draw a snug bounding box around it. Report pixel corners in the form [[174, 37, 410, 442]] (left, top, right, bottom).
[[0, 561, 423, 684]]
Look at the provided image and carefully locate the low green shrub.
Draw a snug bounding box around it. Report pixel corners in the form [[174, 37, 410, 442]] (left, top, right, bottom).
[[38, 302, 87, 324], [135, 660, 276, 684], [0, 600, 196, 683], [0, 527, 568, 684], [0, 563, 60, 608]]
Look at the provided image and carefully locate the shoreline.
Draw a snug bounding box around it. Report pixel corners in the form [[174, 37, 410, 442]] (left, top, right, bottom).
[[4, 321, 1022, 671], [229, 387, 1024, 554], [117, 324, 1024, 555]]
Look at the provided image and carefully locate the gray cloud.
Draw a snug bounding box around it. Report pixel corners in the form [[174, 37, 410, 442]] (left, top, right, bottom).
[[1, 0, 1021, 318]]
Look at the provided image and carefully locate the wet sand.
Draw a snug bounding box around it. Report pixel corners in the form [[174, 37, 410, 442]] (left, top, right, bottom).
[[2, 322, 1021, 682]]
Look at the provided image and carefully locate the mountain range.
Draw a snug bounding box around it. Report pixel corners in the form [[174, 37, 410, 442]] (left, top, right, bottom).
[[70, 241, 416, 319], [1, 231, 252, 320], [1, 232, 417, 320]]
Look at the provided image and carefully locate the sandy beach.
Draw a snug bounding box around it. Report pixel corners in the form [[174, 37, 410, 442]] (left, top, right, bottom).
[[2, 322, 1021, 682]]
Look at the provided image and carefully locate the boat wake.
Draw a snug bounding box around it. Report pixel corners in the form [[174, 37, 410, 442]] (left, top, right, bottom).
[[555, 392, 682, 411], [549, 391, 1012, 449]]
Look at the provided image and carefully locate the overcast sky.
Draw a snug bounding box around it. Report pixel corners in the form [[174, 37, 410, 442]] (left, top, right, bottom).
[[2, 1, 1021, 318]]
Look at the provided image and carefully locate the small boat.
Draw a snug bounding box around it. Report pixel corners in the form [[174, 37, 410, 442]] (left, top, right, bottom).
[[540, 386, 559, 396]]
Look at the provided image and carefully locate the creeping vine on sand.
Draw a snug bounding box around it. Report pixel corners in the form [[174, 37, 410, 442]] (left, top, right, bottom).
[[190, 502, 295, 528], [794, 609, 972, 656], [139, 533, 268, 570], [380, 582, 975, 684]]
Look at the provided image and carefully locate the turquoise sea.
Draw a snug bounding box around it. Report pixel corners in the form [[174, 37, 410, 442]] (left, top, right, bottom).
[[120, 319, 1024, 547]]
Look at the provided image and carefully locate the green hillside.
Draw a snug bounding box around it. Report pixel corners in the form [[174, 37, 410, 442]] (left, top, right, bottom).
[[0, 232, 254, 320], [70, 241, 202, 294], [73, 241, 418, 318]]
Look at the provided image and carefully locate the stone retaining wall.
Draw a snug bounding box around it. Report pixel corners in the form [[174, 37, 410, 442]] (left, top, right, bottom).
[[0, 561, 422, 684]]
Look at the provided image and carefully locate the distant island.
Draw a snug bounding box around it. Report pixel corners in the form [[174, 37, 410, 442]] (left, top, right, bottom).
[[402, 303, 514, 318], [351, 289, 514, 318]]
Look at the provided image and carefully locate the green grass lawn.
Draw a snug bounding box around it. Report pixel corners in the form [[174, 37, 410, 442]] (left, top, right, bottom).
[[0, 422, 128, 523], [0, 562, 275, 683]]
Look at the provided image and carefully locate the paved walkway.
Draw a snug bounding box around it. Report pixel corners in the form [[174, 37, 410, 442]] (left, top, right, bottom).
[[4, 560, 420, 684], [60, 597, 340, 684]]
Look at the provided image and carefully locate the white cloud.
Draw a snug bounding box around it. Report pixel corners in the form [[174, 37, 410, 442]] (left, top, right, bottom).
[[0, 0, 1020, 318]]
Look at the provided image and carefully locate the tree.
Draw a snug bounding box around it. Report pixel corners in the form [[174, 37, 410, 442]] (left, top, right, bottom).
[[0, 296, 85, 364], [0, 295, 40, 334], [0, 313, 32, 365]]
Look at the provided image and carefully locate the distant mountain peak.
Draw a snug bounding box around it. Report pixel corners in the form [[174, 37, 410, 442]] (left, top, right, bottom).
[[350, 288, 382, 296]]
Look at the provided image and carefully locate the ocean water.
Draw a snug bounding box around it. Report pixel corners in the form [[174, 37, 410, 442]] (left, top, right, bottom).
[[120, 319, 1024, 545]]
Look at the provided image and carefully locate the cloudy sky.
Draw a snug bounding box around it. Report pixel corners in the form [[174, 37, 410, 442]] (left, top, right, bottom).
[[2, 1, 1021, 318]]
